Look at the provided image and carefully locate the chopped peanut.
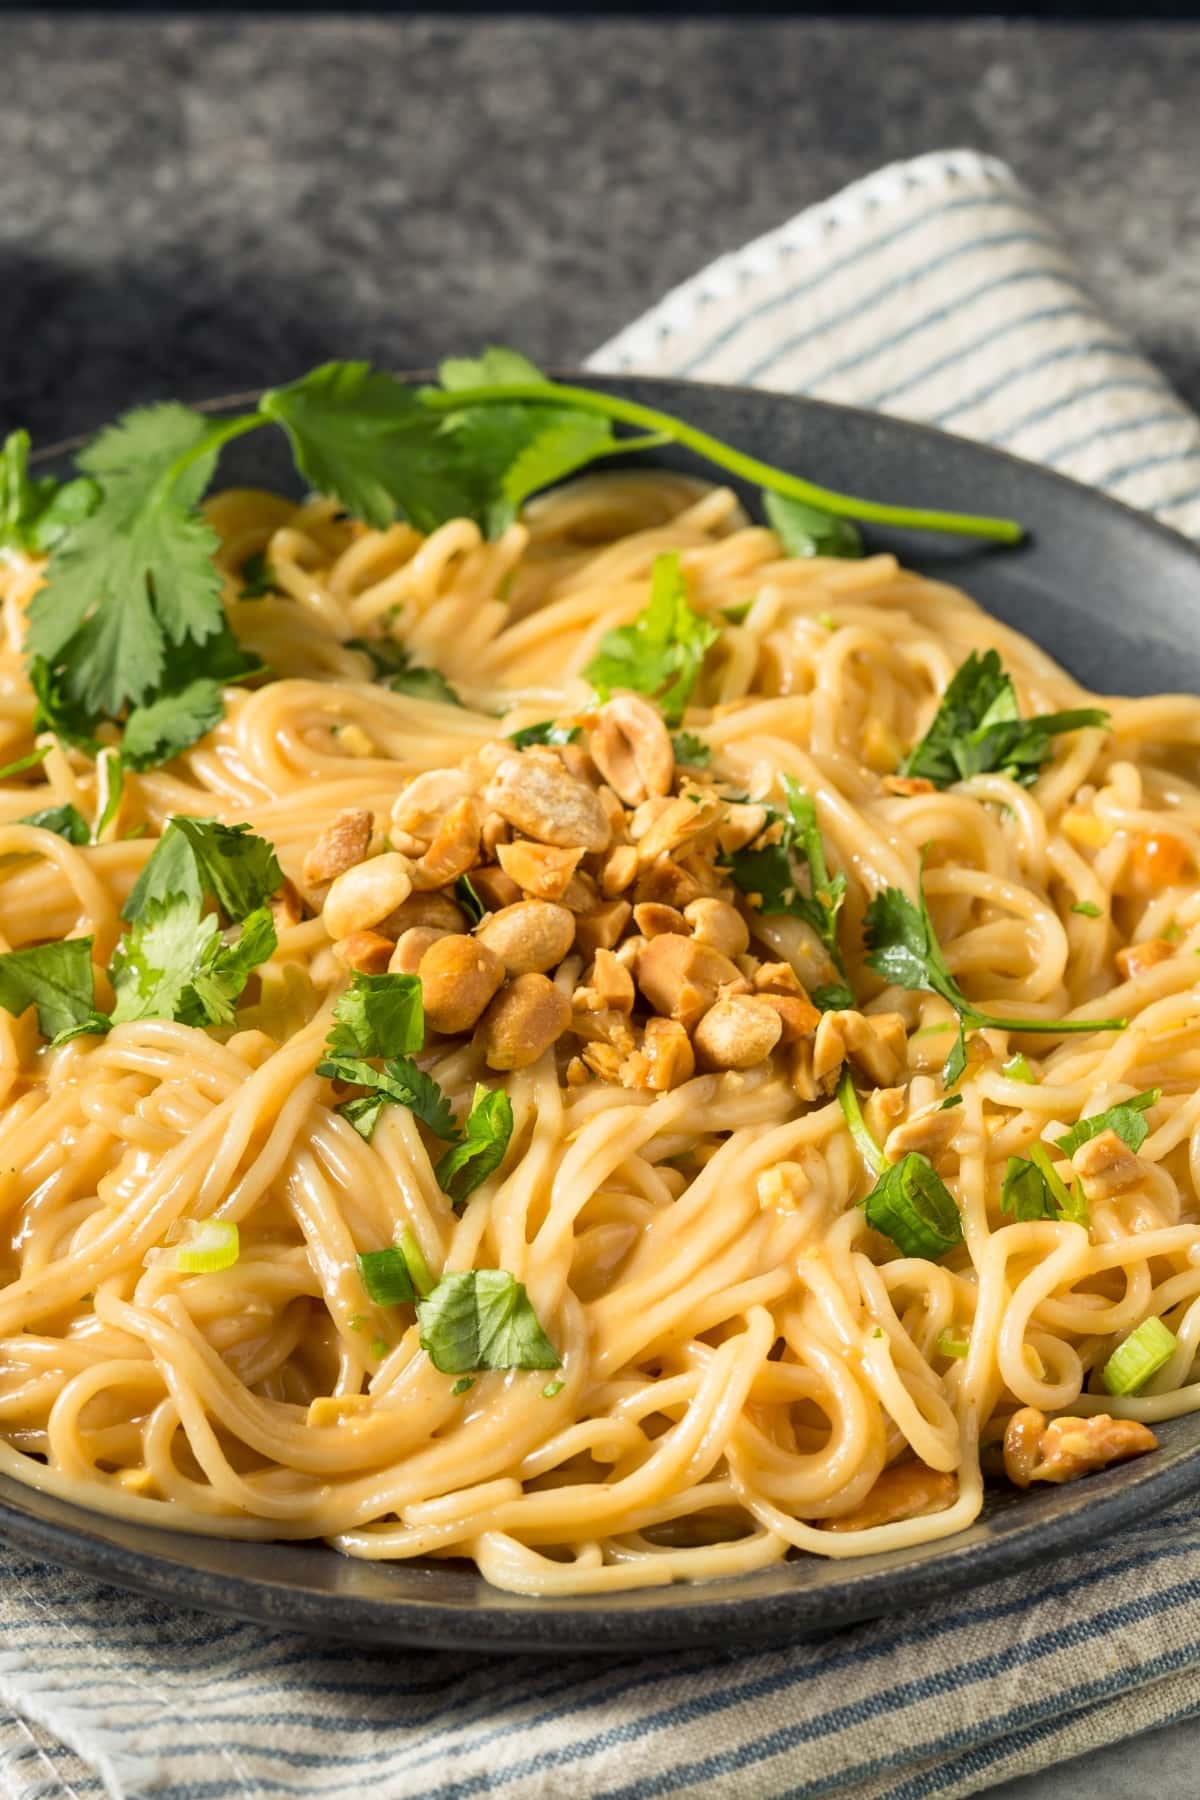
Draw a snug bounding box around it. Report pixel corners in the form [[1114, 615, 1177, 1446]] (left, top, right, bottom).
[[718, 803, 769, 855], [1129, 830, 1191, 893], [332, 930, 395, 974], [813, 1010, 908, 1089], [391, 769, 474, 841], [600, 844, 639, 896], [1003, 1405, 1157, 1488], [476, 901, 576, 975], [823, 1462, 957, 1531], [635, 934, 744, 1031], [1070, 1127, 1145, 1197], [633, 902, 687, 938], [633, 859, 703, 910], [411, 796, 482, 890], [323, 852, 414, 940], [635, 794, 726, 865], [754, 962, 806, 997], [884, 1102, 960, 1161], [574, 949, 635, 1014], [468, 866, 522, 912], [620, 1017, 695, 1091], [418, 935, 505, 1035], [480, 973, 571, 1071], [759, 992, 821, 1043], [388, 926, 450, 974], [496, 840, 584, 901], [1115, 938, 1175, 980], [588, 692, 675, 806], [693, 996, 783, 1070], [575, 900, 633, 959], [684, 897, 749, 958], [485, 754, 611, 852], [303, 809, 373, 886], [386, 892, 467, 935]]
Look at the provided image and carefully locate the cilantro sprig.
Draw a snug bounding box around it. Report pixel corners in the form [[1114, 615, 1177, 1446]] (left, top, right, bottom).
[[583, 552, 719, 725], [726, 777, 852, 1009], [317, 979, 515, 1206], [864, 860, 1127, 1084], [11, 352, 1022, 776], [0, 817, 282, 1046], [898, 650, 1108, 790]]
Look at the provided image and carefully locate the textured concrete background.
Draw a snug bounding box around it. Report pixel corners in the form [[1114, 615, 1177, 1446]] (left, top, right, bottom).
[[2, 16, 1200, 441]]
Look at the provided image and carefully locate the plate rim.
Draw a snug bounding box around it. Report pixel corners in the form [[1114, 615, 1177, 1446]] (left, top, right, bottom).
[[12, 371, 1200, 1649]]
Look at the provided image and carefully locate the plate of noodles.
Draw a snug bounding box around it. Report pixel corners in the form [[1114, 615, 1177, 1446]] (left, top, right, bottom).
[[1, 358, 1200, 1650]]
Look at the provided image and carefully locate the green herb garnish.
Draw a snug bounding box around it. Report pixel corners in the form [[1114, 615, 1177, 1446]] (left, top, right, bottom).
[[416, 1269, 560, 1374], [357, 1246, 417, 1307], [17, 804, 89, 845], [763, 490, 863, 560], [863, 862, 1126, 1085], [727, 777, 849, 1001], [238, 551, 276, 598], [346, 636, 462, 708], [999, 1142, 1088, 1225], [1055, 1089, 1159, 1158], [584, 552, 719, 726], [1071, 900, 1103, 919], [506, 720, 580, 749], [898, 650, 1108, 790], [434, 1084, 515, 1208], [670, 730, 712, 767]]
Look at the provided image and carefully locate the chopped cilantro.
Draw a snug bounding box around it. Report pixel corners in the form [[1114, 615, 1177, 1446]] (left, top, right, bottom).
[[345, 635, 463, 707], [898, 650, 1109, 790], [415, 1269, 559, 1374], [17, 804, 88, 845], [325, 971, 424, 1060], [1056, 1089, 1159, 1157], [506, 720, 581, 749], [583, 552, 719, 726], [1071, 900, 1103, 919], [727, 777, 848, 994], [455, 873, 487, 925], [238, 550, 276, 597], [670, 730, 712, 766], [763, 490, 863, 559], [864, 860, 1126, 1085], [0, 938, 103, 1041], [434, 1084, 515, 1208]]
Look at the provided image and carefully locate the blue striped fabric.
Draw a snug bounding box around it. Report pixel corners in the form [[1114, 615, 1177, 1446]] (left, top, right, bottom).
[[5, 148, 1200, 1800], [589, 149, 1200, 542]]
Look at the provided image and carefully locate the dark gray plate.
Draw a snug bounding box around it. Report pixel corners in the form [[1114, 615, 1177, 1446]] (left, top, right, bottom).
[[6, 375, 1200, 1651]]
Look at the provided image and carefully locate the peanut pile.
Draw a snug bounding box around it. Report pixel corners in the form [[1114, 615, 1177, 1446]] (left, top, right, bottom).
[[302, 691, 904, 1093]]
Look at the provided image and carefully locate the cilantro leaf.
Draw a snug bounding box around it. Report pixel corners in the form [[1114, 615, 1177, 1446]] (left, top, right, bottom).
[[670, 730, 712, 767], [763, 490, 863, 559], [27, 404, 232, 720], [261, 362, 476, 534], [346, 636, 462, 707], [434, 1084, 514, 1208], [864, 860, 1127, 1085], [325, 972, 424, 1060], [121, 678, 226, 771], [28, 655, 100, 751], [454, 873, 486, 925], [0, 937, 101, 1040], [899, 650, 1109, 790], [506, 720, 580, 749], [438, 349, 633, 536], [415, 1268, 560, 1373], [584, 552, 719, 726], [1056, 1088, 1159, 1157], [123, 818, 282, 924], [727, 777, 848, 988], [357, 1246, 416, 1307], [1, 430, 101, 557], [318, 1050, 459, 1143], [17, 804, 89, 845], [177, 907, 277, 1028], [1001, 1142, 1088, 1225], [110, 898, 276, 1028]]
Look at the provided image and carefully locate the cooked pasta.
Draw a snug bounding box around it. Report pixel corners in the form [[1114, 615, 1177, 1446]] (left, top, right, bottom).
[[0, 467, 1198, 1597]]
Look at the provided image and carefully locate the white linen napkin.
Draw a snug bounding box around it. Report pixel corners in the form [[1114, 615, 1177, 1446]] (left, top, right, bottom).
[[4, 148, 1200, 1800]]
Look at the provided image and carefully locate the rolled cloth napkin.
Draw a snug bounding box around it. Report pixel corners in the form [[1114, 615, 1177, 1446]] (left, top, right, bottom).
[[3, 148, 1200, 1800]]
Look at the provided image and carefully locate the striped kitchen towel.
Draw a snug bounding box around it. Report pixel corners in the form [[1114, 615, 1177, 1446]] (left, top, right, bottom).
[[4, 147, 1200, 1800]]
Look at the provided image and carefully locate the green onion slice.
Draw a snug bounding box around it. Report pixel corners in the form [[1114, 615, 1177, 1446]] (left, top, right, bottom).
[[862, 1152, 964, 1259], [1002, 1053, 1035, 1084], [397, 1226, 435, 1298], [169, 1219, 239, 1274], [836, 1068, 887, 1177], [1102, 1316, 1177, 1396], [937, 1328, 970, 1359]]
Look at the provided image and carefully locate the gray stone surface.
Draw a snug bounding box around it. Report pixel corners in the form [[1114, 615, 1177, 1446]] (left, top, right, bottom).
[[3, 14, 1200, 1796], [2, 16, 1200, 443]]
